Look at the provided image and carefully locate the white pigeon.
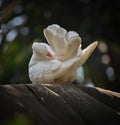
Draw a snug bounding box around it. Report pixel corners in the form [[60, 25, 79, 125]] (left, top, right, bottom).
[[44, 24, 81, 61], [29, 41, 98, 84], [29, 42, 78, 84]]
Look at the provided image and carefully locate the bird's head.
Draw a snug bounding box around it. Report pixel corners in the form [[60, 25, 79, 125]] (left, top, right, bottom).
[[32, 42, 54, 60]]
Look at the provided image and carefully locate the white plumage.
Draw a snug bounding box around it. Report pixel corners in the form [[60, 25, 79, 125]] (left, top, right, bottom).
[[29, 41, 98, 84], [29, 24, 98, 84], [51, 41, 98, 83], [29, 43, 76, 84], [44, 24, 81, 61]]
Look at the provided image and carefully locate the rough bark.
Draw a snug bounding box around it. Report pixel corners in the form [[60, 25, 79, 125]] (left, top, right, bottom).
[[0, 83, 120, 125]]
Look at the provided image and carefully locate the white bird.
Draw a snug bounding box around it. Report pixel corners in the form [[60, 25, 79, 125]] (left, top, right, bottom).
[[44, 24, 81, 61], [29, 42, 77, 84], [29, 41, 98, 84]]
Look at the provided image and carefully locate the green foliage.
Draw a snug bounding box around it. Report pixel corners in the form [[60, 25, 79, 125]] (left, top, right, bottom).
[[0, 114, 32, 125]]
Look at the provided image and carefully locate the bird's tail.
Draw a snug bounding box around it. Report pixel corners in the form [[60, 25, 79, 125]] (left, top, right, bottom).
[[75, 41, 98, 67]]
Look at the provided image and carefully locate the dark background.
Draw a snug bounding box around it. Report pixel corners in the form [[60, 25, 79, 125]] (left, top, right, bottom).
[[0, 0, 120, 92]]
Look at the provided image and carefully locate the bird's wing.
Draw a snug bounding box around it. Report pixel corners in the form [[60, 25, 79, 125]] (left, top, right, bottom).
[[41, 58, 77, 82], [75, 41, 98, 67], [66, 31, 80, 40], [44, 28, 56, 52], [44, 24, 67, 55], [49, 59, 76, 79], [65, 31, 81, 60], [54, 42, 98, 83]]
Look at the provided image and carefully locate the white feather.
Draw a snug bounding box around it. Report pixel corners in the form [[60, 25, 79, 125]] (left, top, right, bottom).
[[29, 24, 98, 84], [29, 43, 77, 84], [29, 41, 98, 84], [44, 24, 81, 61], [54, 41, 98, 83]]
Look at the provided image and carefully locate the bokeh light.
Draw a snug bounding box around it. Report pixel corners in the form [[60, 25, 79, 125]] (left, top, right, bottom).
[[20, 27, 29, 36], [101, 54, 110, 65], [106, 67, 115, 81], [98, 41, 108, 53], [6, 29, 18, 42], [76, 67, 85, 84]]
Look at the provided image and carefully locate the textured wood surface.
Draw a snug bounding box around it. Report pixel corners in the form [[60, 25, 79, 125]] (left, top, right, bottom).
[[0, 83, 120, 125]]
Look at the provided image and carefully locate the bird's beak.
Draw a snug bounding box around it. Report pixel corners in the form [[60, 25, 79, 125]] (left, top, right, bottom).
[[47, 52, 54, 59]]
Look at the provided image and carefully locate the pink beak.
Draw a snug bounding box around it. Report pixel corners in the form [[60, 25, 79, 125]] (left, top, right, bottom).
[[47, 52, 53, 58]]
